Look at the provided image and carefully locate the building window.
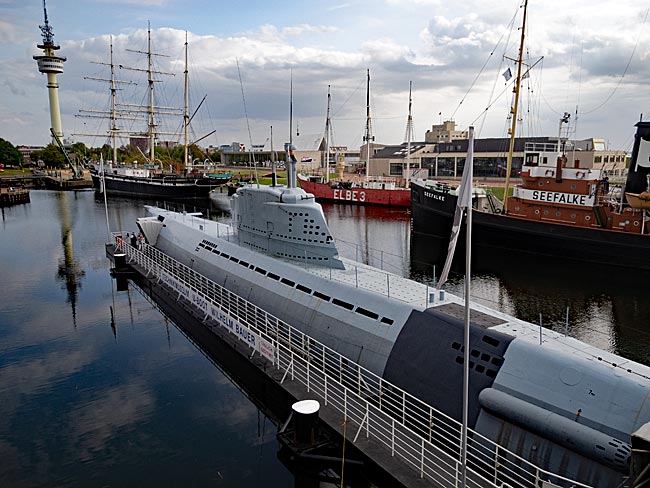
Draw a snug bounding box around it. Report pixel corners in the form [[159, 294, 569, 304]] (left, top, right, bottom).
[[437, 158, 455, 177], [389, 162, 403, 176]]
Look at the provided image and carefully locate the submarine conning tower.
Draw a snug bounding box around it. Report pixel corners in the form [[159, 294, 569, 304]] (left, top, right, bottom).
[[231, 185, 345, 269], [624, 121, 650, 197]]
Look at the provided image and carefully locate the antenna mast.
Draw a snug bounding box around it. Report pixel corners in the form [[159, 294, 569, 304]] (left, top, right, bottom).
[[33, 0, 66, 142]]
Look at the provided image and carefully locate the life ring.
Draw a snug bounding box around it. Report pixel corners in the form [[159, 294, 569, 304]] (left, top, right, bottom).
[[576, 171, 586, 179]]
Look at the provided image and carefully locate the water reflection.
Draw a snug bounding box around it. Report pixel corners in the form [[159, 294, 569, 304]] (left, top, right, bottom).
[[409, 228, 650, 365], [0, 191, 293, 487], [322, 204, 411, 276], [55, 192, 85, 326]]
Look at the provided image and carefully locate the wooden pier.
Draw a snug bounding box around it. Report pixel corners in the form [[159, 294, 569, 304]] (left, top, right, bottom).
[[1, 171, 94, 191], [0, 187, 30, 206]]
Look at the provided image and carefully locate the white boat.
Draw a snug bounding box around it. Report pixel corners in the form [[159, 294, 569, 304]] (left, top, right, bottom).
[[135, 154, 650, 488]]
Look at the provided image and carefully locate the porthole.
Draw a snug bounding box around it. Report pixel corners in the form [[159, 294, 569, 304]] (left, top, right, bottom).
[[543, 210, 549, 216], [534, 209, 540, 215], [556, 211, 561, 217], [571, 184, 576, 190], [634, 220, 640, 226], [570, 213, 577, 219], [538, 182, 544, 187], [514, 206, 520, 211], [585, 215, 591, 221]]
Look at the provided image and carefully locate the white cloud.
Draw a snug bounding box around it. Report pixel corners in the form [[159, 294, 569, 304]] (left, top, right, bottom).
[[3, 0, 650, 151], [69, 380, 156, 460]]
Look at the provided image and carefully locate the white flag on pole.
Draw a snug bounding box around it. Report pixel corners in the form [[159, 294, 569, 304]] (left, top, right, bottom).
[[437, 127, 474, 289], [99, 154, 105, 194]]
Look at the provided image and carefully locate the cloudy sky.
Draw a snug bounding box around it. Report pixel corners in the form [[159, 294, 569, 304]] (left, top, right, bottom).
[[2, 0, 650, 152]]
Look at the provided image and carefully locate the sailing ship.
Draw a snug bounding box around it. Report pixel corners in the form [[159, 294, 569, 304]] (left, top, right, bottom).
[[133, 141, 650, 487], [410, 2, 650, 271], [80, 28, 215, 200], [297, 71, 411, 207]]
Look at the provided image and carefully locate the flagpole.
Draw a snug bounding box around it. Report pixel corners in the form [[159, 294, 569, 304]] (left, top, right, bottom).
[[100, 154, 111, 243], [460, 126, 474, 487]]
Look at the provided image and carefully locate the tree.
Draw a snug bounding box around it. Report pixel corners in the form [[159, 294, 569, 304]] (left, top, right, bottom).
[[0, 138, 24, 168], [33, 143, 66, 168], [71, 142, 88, 160]]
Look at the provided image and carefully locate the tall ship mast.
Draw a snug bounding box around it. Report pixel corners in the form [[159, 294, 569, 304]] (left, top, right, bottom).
[[502, 0, 529, 213], [324, 85, 331, 184], [296, 71, 411, 207], [404, 80, 415, 186], [363, 69, 373, 185], [33, 0, 66, 142], [122, 23, 179, 165], [76, 27, 215, 200]]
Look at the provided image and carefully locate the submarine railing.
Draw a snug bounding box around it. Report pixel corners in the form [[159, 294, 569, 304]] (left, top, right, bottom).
[[113, 233, 593, 488]]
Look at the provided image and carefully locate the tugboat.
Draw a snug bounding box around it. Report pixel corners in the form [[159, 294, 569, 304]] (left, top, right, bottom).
[[411, 123, 650, 271], [135, 141, 650, 487], [411, 0, 650, 271]]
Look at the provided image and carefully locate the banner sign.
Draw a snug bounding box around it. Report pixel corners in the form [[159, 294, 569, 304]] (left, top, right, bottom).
[[514, 187, 595, 207], [158, 267, 276, 363]]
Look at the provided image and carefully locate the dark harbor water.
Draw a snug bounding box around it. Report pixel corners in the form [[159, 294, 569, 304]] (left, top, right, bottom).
[[1, 190, 649, 486]]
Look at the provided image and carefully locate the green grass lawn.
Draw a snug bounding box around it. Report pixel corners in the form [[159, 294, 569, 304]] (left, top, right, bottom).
[[0, 168, 30, 176], [488, 186, 514, 202]]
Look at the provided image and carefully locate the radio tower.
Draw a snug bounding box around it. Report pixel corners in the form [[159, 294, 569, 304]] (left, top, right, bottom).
[[33, 0, 66, 142]]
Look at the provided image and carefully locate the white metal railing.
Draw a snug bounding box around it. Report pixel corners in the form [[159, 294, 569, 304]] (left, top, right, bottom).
[[112, 233, 593, 488]]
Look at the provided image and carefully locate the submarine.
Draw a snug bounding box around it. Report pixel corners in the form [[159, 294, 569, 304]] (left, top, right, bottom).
[[136, 150, 650, 487]]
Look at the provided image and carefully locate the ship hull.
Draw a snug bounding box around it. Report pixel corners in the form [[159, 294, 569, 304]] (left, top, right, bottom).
[[411, 182, 650, 271], [299, 177, 410, 207], [91, 172, 213, 200]]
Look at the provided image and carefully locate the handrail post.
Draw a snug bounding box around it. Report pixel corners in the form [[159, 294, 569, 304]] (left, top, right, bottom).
[[365, 403, 370, 438], [420, 438, 425, 479]]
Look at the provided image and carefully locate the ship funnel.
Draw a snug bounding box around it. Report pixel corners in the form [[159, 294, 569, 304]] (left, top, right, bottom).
[[625, 121, 650, 200]]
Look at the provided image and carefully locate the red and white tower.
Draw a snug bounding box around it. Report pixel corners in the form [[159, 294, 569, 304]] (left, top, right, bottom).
[[33, 0, 66, 142]]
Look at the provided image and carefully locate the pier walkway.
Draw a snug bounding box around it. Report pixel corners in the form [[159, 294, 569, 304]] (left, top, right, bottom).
[[112, 235, 591, 488], [0, 187, 30, 206]]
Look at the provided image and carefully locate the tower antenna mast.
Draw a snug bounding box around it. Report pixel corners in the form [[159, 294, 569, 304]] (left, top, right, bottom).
[[34, 0, 67, 142]]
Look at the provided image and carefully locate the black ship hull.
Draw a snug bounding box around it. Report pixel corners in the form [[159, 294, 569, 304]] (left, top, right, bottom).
[[91, 172, 213, 200], [411, 182, 650, 272]]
